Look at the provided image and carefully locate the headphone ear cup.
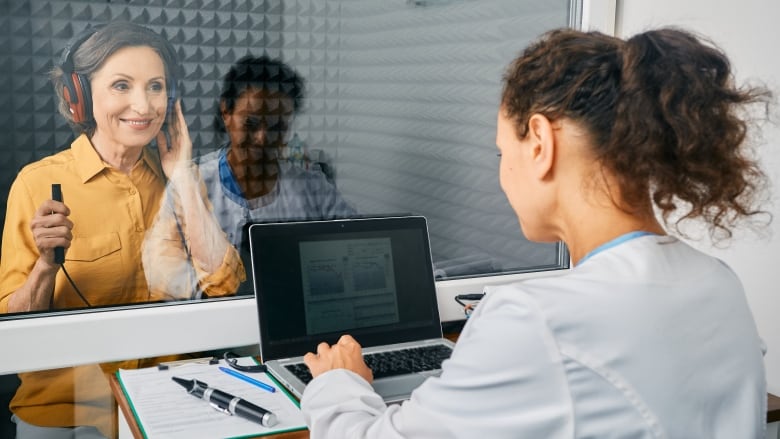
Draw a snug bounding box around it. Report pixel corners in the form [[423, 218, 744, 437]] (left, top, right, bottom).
[[63, 72, 91, 123]]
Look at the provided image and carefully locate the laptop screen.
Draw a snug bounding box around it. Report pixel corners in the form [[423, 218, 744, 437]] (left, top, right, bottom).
[[249, 216, 443, 359]]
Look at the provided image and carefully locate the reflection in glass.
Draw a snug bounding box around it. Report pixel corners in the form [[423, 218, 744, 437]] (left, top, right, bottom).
[[198, 55, 359, 295]]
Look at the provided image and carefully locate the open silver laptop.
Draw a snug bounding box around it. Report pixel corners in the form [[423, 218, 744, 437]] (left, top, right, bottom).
[[248, 216, 454, 403]]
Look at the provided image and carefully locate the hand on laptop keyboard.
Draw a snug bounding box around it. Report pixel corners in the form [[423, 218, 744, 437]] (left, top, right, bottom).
[[303, 335, 374, 383]]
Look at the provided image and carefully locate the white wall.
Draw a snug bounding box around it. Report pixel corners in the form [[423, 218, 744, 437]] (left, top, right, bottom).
[[614, 0, 780, 395]]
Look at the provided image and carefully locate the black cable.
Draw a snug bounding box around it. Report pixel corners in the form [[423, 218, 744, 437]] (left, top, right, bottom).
[[223, 351, 267, 373], [61, 263, 91, 307], [454, 293, 485, 308], [455, 293, 485, 318]]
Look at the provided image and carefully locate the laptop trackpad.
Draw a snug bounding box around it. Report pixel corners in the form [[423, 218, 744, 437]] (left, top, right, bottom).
[[372, 374, 428, 401]]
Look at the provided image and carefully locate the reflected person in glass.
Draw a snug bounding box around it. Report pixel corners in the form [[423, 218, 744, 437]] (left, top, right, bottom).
[[198, 55, 357, 251], [300, 28, 771, 437], [0, 21, 243, 438]]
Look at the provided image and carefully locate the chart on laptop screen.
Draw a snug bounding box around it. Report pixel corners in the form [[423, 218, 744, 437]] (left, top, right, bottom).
[[299, 237, 400, 334]]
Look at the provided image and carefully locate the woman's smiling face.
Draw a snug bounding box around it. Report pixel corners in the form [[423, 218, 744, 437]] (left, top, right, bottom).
[[88, 45, 169, 150]]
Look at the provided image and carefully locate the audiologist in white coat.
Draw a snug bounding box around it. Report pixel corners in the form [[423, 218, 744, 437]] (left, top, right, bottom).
[[299, 27, 771, 438]]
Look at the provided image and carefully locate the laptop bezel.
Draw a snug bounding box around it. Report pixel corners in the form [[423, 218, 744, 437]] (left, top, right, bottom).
[[249, 215, 445, 362]]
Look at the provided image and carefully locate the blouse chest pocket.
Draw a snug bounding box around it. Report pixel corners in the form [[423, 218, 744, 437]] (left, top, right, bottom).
[[61, 232, 134, 305], [66, 232, 122, 262]]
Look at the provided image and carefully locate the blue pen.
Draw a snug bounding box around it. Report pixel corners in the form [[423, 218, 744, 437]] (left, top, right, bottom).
[[218, 366, 276, 393]]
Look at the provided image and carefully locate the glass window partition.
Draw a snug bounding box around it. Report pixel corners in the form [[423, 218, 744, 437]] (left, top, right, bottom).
[[1, 0, 575, 315]]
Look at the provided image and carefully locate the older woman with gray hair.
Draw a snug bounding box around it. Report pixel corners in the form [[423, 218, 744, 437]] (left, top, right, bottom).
[[0, 21, 243, 438]]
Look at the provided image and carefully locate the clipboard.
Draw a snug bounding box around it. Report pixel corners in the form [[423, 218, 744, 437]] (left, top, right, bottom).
[[115, 358, 306, 438]]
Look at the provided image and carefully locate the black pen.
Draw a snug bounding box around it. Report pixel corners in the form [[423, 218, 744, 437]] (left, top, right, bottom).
[[172, 376, 278, 427]]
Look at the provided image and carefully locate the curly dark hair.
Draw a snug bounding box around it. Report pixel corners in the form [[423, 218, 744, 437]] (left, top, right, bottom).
[[214, 55, 305, 134], [501, 28, 772, 241]]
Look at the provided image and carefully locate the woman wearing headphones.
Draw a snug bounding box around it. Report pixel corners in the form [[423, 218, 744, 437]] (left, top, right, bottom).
[[0, 21, 243, 438]]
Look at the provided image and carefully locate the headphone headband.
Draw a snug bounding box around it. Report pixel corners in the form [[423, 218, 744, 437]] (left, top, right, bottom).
[[59, 25, 103, 72]]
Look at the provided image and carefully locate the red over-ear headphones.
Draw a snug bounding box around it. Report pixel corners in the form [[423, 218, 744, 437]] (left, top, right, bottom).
[[59, 24, 178, 125], [59, 26, 101, 124]]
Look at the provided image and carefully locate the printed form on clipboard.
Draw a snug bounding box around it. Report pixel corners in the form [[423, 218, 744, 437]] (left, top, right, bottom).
[[116, 357, 306, 438]]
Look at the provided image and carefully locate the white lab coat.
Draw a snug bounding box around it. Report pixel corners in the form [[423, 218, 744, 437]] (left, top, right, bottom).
[[301, 235, 767, 438]]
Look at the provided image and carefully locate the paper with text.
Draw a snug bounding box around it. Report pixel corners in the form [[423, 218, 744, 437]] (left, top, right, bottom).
[[117, 359, 306, 438]]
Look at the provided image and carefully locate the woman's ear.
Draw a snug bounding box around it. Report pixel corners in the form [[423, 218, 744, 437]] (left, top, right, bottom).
[[526, 114, 555, 180]]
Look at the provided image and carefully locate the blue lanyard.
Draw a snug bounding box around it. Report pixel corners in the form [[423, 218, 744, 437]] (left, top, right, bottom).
[[577, 231, 656, 265], [218, 147, 251, 208]]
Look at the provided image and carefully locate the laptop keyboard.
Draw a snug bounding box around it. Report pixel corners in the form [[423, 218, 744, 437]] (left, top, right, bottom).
[[285, 344, 453, 384]]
